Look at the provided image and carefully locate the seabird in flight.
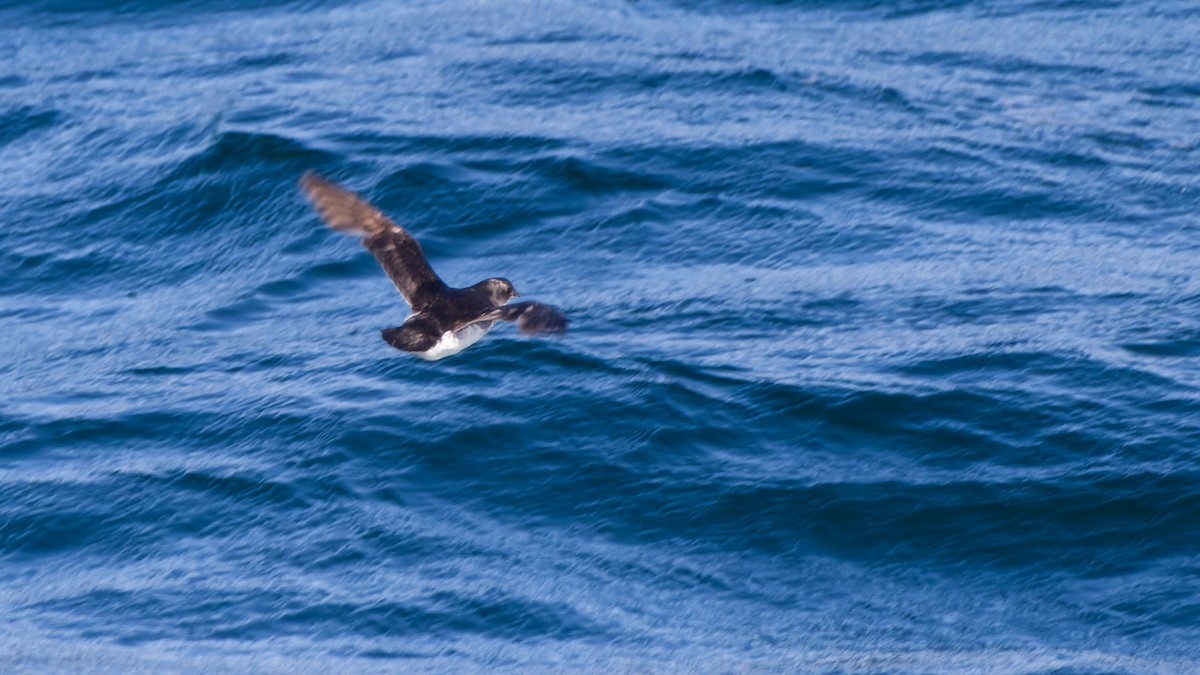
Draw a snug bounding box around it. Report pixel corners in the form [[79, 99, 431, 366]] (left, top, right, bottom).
[[300, 172, 568, 360]]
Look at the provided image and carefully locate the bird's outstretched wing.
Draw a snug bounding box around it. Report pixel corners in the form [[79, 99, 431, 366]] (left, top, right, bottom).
[[300, 172, 446, 309], [474, 301, 569, 336]]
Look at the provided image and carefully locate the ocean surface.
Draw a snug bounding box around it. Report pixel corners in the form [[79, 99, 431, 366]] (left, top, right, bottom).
[[2, 0, 1199, 671]]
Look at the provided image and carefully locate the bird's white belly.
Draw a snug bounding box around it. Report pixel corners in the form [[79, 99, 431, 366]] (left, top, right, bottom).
[[414, 323, 492, 361]]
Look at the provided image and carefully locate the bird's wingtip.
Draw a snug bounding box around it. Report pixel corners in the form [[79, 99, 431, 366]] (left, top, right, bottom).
[[299, 170, 322, 191]]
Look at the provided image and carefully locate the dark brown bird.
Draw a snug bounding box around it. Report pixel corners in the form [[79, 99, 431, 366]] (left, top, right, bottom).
[[300, 172, 568, 360]]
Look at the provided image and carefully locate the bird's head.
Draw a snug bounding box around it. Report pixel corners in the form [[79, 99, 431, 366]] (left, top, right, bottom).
[[479, 277, 519, 305]]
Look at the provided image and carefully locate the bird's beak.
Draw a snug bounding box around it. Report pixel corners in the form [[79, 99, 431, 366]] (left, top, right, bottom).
[[513, 290, 521, 298]]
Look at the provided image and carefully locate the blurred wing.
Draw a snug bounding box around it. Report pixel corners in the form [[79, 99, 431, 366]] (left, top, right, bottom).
[[475, 301, 569, 336], [300, 172, 446, 308]]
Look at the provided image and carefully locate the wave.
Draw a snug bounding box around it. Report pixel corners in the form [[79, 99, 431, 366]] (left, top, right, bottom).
[[0, 0, 338, 25], [4, 0, 1200, 666]]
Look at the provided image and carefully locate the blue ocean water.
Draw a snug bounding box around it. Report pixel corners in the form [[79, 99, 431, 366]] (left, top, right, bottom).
[[2, 0, 1200, 670]]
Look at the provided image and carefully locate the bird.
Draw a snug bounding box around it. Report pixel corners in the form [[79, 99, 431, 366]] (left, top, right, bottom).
[[300, 171, 568, 360]]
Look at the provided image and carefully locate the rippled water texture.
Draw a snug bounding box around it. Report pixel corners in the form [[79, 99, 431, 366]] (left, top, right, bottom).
[[2, 0, 1200, 671]]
